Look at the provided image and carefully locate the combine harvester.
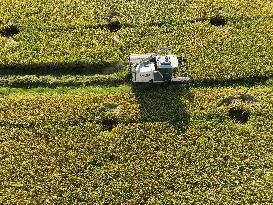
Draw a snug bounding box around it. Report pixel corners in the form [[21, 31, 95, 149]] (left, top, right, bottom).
[[129, 46, 191, 83]]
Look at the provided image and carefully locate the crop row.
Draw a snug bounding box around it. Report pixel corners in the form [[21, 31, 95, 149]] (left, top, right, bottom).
[[1, 20, 272, 82], [1, 85, 273, 204], [0, 1, 273, 82], [0, 84, 271, 126], [1, 0, 272, 27], [0, 72, 127, 88]]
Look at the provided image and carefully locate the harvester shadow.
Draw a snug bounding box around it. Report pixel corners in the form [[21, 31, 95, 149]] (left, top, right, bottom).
[[132, 83, 192, 133]]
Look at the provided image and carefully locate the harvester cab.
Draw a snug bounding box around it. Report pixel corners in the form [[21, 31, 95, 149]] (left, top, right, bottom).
[[129, 46, 191, 83]]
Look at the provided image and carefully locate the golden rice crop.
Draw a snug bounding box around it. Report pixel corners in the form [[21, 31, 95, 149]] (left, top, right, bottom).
[[1, 85, 273, 203], [0, 0, 272, 81]]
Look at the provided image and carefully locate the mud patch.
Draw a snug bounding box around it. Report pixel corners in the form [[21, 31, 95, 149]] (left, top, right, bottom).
[[218, 95, 258, 107], [112, 34, 120, 43], [4, 39, 19, 47], [108, 11, 121, 19], [228, 107, 249, 123], [101, 118, 118, 131], [0, 24, 19, 37], [107, 20, 122, 32], [210, 8, 226, 26], [148, 22, 164, 27], [190, 12, 208, 23], [219, 96, 241, 106], [210, 17, 226, 26], [98, 103, 119, 113], [98, 103, 119, 131], [96, 11, 121, 22], [240, 95, 257, 105]]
